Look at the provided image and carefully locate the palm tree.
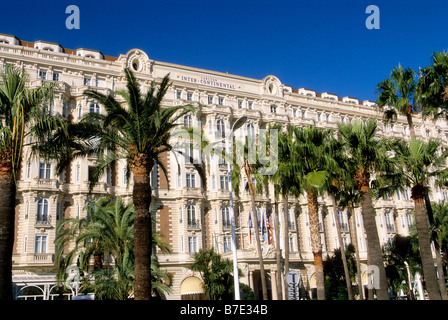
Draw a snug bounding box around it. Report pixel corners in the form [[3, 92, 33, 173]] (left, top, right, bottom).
[[288, 125, 338, 300], [376, 64, 417, 138], [337, 119, 391, 300], [0, 66, 55, 300], [383, 234, 421, 300], [389, 138, 448, 300], [416, 51, 448, 121], [55, 197, 172, 299], [243, 139, 269, 300], [36, 68, 193, 299], [271, 125, 299, 299]]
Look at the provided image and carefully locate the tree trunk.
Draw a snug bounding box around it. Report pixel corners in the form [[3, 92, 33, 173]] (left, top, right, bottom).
[[0, 153, 15, 300], [306, 189, 325, 300], [282, 193, 290, 300], [424, 194, 448, 300], [331, 195, 353, 300], [93, 253, 103, 271], [245, 161, 268, 300], [356, 167, 389, 300], [412, 186, 442, 300], [129, 153, 153, 300], [349, 204, 364, 300], [273, 197, 283, 300]]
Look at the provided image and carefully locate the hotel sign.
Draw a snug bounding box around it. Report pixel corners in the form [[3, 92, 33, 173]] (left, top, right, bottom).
[[180, 75, 236, 90]]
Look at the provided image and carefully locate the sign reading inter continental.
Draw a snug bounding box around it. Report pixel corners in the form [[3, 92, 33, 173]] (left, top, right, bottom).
[[180, 75, 236, 90]]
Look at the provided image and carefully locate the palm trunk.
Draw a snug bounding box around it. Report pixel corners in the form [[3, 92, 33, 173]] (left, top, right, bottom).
[[349, 204, 364, 300], [282, 193, 290, 299], [331, 195, 353, 300], [245, 161, 268, 300], [424, 194, 448, 300], [412, 185, 442, 300], [273, 196, 283, 300], [306, 188, 325, 300], [356, 168, 389, 300], [405, 109, 416, 140], [130, 154, 153, 300], [93, 253, 103, 270], [0, 153, 15, 301]]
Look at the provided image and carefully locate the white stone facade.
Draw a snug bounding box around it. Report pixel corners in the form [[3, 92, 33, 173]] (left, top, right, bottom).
[[1, 33, 447, 300]]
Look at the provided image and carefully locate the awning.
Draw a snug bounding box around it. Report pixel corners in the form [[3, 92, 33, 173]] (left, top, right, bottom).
[[180, 277, 204, 295]]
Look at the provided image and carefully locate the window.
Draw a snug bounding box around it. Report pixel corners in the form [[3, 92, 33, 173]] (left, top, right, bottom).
[[187, 92, 193, 101], [208, 95, 213, 105], [183, 115, 192, 128], [23, 235, 28, 253], [316, 112, 321, 122], [218, 97, 224, 105], [39, 162, 51, 179], [406, 213, 413, 228], [177, 172, 182, 188], [289, 237, 294, 252], [248, 101, 253, 110], [270, 105, 277, 114], [52, 72, 60, 82], [25, 162, 31, 179], [186, 173, 195, 188], [25, 201, 29, 219], [89, 103, 100, 113], [247, 123, 255, 140], [176, 90, 182, 100], [403, 189, 410, 200], [216, 119, 225, 138], [83, 77, 91, 86], [77, 104, 82, 119], [179, 207, 183, 223], [34, 235, 47, 253], [38, 70, 47, 80], [220, 175, 229, 190], [188, 236, 198, 253], [238, 100, 243, 109], [185, 143, 194, 164], [187, 205, 196, 225], [123, 169, 128, 185], [36, 199, 49, 224], [223, 236, 232, 253], [222, 206, 230, 227], [75, 165, 80, 182]]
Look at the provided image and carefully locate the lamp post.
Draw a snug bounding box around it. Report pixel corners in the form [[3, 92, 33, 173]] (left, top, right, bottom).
[[212, 116, 247, 300]]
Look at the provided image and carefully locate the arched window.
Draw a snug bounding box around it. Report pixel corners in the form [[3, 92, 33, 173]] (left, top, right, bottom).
[[246, 123, 255, 139], [222, 206, 230, 228], [36, 199, 49, 224], [187, 205, 196, 226], [216, 119, 225, 138]]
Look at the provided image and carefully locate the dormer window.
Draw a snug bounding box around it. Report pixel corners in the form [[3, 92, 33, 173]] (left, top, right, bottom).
[[43, 47, 54, 52], [0, 40, 9, 44], [85, 54, 95, 59]]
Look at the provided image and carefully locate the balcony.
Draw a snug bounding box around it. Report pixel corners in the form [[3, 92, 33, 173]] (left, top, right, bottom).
[[222, 220, 232, 230], [386, 224, 396, 233], [187, 219, 201, 230], [35, 216, 52, 227]]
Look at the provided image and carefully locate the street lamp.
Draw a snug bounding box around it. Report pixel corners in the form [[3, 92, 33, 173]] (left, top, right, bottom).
[[211, 116, 247, 300]]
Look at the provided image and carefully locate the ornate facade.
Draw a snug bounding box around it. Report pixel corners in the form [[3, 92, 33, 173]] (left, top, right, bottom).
[[1, 32, 447, 300]]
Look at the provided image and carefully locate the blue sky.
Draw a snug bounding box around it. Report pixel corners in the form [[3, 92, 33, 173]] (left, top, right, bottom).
[[1, 0, 448, 101]]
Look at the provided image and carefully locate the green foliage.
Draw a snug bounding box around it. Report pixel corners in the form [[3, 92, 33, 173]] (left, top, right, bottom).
[[55, 196, 172, 299], [190, 248, 240, 300], [323, 244, 357, 300]]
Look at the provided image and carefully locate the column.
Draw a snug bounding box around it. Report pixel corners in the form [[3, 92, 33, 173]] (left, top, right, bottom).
[[271, 270, 278, 300]]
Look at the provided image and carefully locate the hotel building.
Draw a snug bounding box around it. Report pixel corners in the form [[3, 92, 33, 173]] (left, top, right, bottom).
[[1, 33, 447, 300]]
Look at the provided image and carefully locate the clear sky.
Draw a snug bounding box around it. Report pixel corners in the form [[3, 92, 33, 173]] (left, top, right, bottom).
[[1, 0, 448, 102]]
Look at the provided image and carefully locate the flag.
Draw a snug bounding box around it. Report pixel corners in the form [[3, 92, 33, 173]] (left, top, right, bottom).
[[248, 210, 253, 245], [261, 208, 265, 242], [266, 209, 273, 244]]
